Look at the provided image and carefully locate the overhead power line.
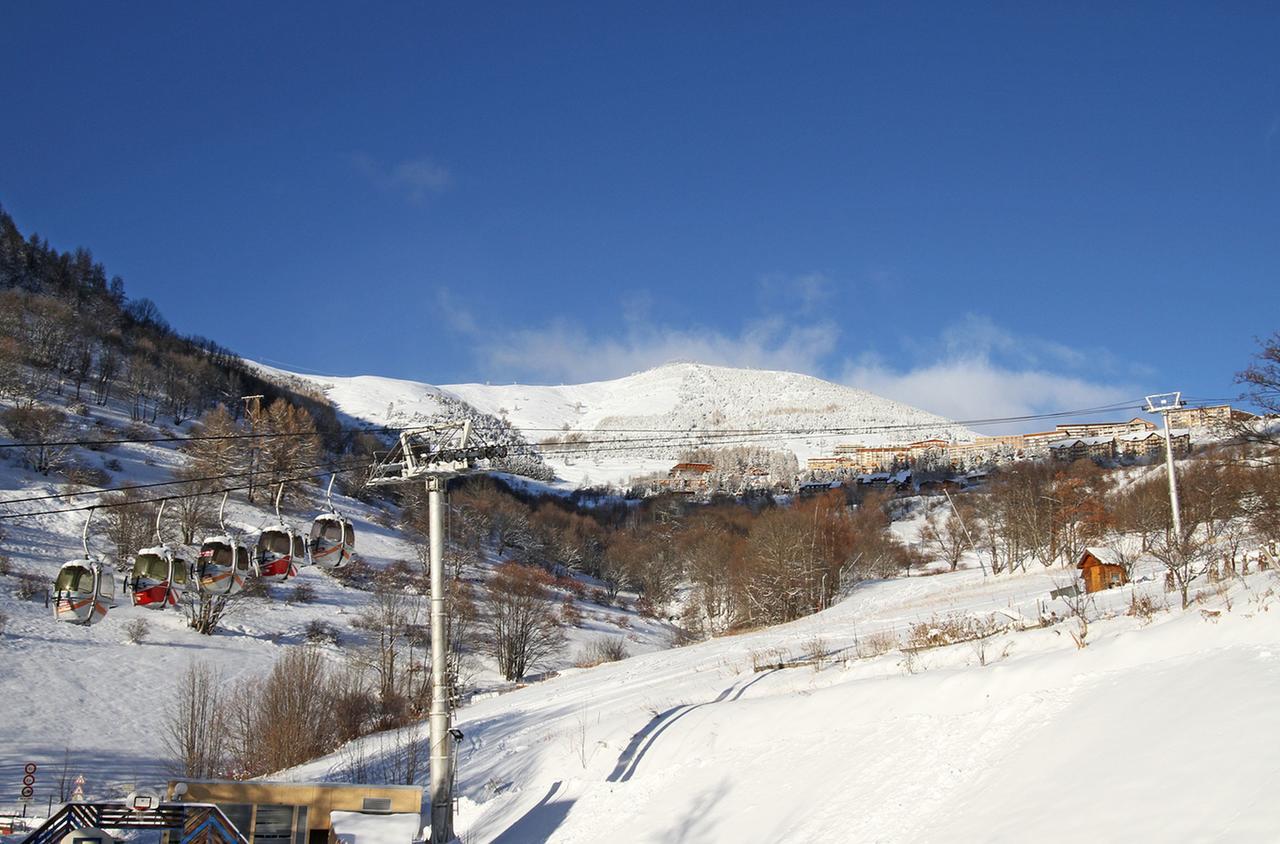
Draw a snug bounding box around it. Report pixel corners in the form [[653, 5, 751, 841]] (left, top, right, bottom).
[[0, 456, 371, 508], [0, 423, 396, 451], [0, 459, 371, 521]]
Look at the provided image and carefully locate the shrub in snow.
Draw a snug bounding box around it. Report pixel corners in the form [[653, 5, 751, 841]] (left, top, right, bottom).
[[15, 571, 45, 601], [559, 594, 584, 627], [906, 613, 1003, 651], [304, 619, 340, 645], [124, 618, 150, 644], [289, 582, 317, 604], [575, 636, 628, 668], [802, 635, 834, 670], [240, 577, 271, 599], [0, 609, 8, 636], [0, 554, 12, 576], [63, 463, 110, 487], [856, 629, 900, 658]]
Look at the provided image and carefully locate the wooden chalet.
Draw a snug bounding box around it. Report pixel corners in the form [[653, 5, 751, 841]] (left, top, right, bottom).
[[1077, 548, 1128, 594]]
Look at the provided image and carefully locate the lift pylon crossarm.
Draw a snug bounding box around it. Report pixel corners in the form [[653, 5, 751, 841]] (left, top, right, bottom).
[[369, 419, 507, 484]]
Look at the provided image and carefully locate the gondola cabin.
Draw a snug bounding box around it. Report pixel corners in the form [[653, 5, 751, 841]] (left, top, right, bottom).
[[309, 514, 355, 569], [130, 546, 190, 609], [255, 525, 304, 582], [52, 559, 115, 625], [197, 535, 252, 596], [1077, 548, 1129, 594]]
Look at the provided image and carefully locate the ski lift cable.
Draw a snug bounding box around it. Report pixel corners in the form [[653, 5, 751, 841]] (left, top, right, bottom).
[[0, 395, 1169, 451], [0, 422, 400, 451], [0, 459, 370, 521], [0, 455, 378, 507]]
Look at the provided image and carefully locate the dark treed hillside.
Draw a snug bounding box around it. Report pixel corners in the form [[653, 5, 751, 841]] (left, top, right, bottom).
[[0, 203, 346, 444]]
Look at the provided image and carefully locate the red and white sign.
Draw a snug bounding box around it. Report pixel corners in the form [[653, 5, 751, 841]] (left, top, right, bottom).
[[19, 762, 37, 803]]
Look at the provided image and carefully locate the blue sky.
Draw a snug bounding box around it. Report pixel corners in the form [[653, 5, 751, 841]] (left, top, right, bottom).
[[2, 2, 1277, 422]]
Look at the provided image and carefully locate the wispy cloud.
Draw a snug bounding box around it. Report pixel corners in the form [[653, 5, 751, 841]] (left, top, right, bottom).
[[441, 285, 1143, 423], [471, 316, 840, 384], [353, 153, 451, 202], [841, 315, 1141, 426], [841, 355, 1136, 428]]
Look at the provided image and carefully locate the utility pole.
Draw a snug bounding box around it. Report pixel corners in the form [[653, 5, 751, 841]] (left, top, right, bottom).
[[367, 421, 507, 844], [241, 395, 264, 503], [1145, 392, 1185, 539]]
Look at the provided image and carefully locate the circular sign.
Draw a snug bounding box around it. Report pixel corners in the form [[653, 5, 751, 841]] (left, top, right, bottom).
[[24, 763, 38, 774]]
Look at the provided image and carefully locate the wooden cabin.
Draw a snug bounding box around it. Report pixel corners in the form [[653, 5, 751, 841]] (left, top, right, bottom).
[[1076, 548, 1128, 593]]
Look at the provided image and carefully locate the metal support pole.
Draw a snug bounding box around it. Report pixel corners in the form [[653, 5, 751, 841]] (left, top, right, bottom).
[[944, 487, 987, 577], [1160, 412, 1184, 539], [426, 475, 454, 844]]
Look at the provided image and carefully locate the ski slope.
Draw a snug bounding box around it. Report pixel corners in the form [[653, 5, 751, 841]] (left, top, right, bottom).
[[0, 396, 672, 807], [277, 561, 1280, 843]]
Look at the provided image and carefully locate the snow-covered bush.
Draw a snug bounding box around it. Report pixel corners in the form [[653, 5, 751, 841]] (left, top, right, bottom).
[[304, 619, 340, 645], [906, 613, 1003, 651], [124, 617, 150, 644], [576, 636, 628, 668], [289, 581, 318, 604]]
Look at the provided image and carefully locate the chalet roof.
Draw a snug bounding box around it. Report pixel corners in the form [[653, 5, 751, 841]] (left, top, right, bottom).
[[670, 462, 713, 473], [1116, 429, 1191, 442], [1048, 435, 1113, 449], [1077, 547, 1122, 569]]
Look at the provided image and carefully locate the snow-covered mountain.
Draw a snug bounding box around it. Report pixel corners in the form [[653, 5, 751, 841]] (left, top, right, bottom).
[[259, 362, 974, 486]]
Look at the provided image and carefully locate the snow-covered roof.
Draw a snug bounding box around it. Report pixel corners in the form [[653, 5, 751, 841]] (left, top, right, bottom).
[[330, 811, 423, 844], [1079, 547, 1122, 567]]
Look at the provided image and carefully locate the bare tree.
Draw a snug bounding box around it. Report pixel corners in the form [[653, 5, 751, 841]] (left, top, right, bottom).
[[169, 472, 216, 544], [164, 662, 228, 778], [920, 506, 968, 572], [348, 581, 430, 725], [484, 562, 566, 681], [1234, 332, 1280, 457], [1, 405, 70, 474]]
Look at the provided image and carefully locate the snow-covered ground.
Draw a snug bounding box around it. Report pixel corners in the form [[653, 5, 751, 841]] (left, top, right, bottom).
[[273, 556, 1280, 843], [255, 362, 975, 487], [0, 396, 671, 807]]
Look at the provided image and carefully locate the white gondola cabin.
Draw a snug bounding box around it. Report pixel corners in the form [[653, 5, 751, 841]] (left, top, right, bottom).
[[130, 500, 190, 609], [130, 545, 190, 609], [255, 525, 304, 582], [310, 475, 355, 570], [52, 559, 115, 625], [308, 514, 354, 569], [196, 535, 252, 596], [255, 483, 308, 582]]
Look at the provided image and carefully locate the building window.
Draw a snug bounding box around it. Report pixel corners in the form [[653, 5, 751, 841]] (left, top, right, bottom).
[[253, 804, 296, 844]]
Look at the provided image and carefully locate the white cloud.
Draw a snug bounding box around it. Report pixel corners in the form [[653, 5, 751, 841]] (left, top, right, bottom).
[[843, 356, 1136, 428], [443, 288, 1142, 425], [474, 316, 840, 384], [353, 153, 451, 202]]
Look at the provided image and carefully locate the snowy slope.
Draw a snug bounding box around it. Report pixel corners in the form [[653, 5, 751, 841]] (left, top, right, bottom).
[[257, 362, 974, 486], [0, 395, 671, 806], [280, 563, 1280, 843]]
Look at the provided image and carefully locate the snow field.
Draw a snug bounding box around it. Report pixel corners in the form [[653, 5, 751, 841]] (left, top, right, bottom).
[[274, 554, 1280, 843]]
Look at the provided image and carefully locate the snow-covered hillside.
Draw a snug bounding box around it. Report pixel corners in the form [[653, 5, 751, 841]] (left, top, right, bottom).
[[259, 363, 974, 486], [274, 558, 1280, 843], [0, 395, 672, 807]]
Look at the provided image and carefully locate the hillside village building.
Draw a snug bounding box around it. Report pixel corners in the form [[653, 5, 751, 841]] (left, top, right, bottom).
[[808, 414, 1199, 476], [1053, 417, 1155, 438], [1165, 404, 1254, 430], [665, 462, 714, 492]]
